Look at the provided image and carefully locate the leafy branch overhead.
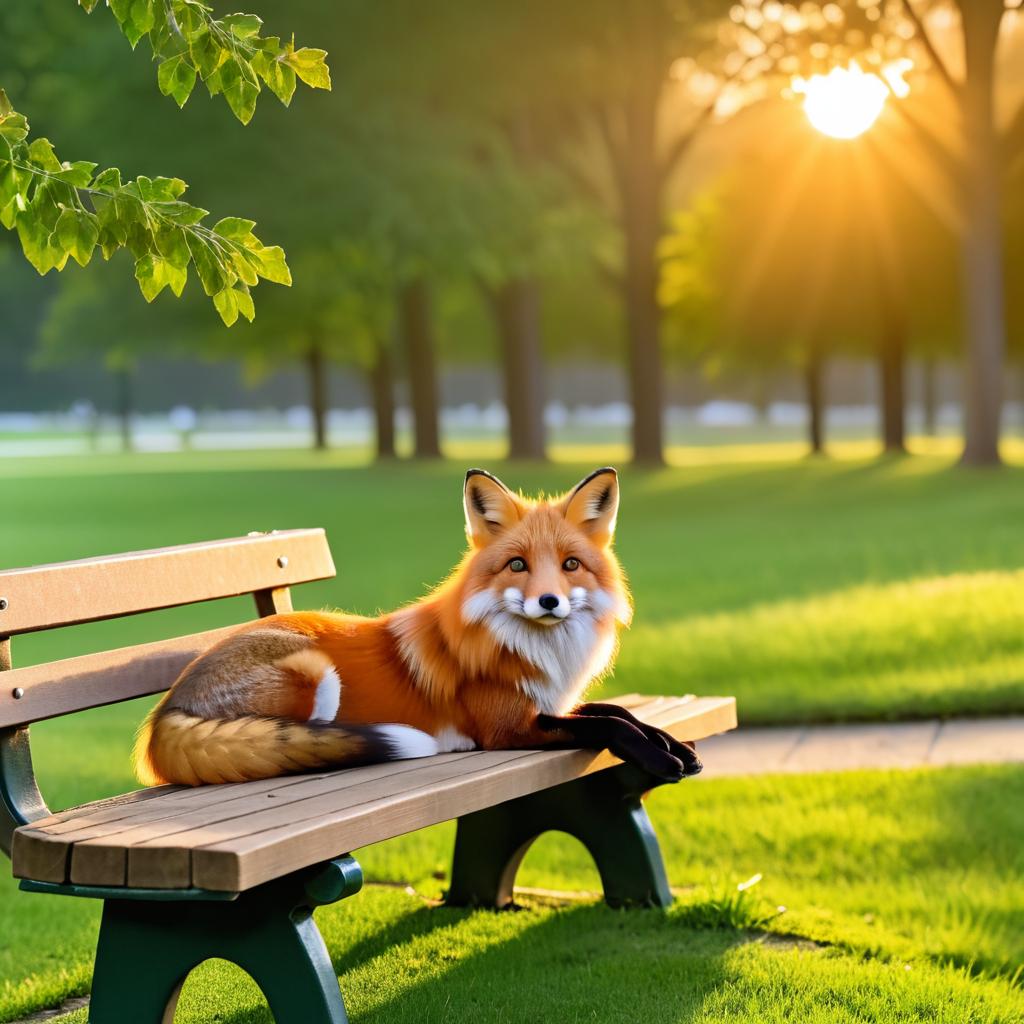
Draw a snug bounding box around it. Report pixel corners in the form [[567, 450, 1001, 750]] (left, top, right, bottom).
[[81, 0, 331, 124], [0, 90, 291, 325]]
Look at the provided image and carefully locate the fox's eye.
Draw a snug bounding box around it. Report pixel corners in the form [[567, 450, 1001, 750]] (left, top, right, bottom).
[[563, 557, 581, 572], [507, 557, 528, 573]]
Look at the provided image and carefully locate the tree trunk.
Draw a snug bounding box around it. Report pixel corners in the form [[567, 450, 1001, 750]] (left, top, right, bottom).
[[922, 357, 938, 436], [957, 1, 1006, 466], [752, 371, 773, 424], [490, 278, 547, 460], [115, 366, 133, 453], [877, 279, 907, 454], [606, 8, 665, 466], [306, 341, 328, 451], [620, 97, 665, 465], [369, 343, 396, 460], [805, 343, 825, 455], [399, 278, 441, 459]]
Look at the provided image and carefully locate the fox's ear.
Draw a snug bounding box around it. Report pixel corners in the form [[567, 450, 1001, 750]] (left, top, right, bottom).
[[563, 467, 619, 546], [464, 470, 522, 547]]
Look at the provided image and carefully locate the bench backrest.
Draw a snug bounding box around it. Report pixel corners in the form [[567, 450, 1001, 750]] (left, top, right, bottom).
[[0, 530, 336, 729]]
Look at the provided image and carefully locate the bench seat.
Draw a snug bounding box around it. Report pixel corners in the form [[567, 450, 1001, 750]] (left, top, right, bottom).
[[1, 532, 739, 1023], [13, 694, 735, 894]]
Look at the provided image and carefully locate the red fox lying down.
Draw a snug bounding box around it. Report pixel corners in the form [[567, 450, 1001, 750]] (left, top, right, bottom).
[[135, 467, 701, 787]]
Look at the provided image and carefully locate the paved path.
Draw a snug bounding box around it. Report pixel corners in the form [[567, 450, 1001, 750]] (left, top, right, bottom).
[[696, 717, 1024, 777]]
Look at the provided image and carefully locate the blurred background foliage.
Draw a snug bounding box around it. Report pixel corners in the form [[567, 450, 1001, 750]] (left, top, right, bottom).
[[2, 0, 1024, 464]]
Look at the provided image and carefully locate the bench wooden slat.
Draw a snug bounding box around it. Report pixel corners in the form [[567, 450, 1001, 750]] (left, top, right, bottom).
[[11, 695, 737, 892], [0, 529, 334, 637], [15, 761, 443, 884], [17, 752, 502, 884], [0, 626, 245, 728], [191, 699, 735, 894], [25, 696, 673, 849], [71, 754, 487, 887], [127, 751, 533, 889]]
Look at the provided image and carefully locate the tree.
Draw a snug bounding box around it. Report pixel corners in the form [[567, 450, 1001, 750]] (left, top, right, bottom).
[[0, 3, 330, 322], [39, 238, 402, 456], [37, 252, 195, 448], [541, 0, 760, 463], [744, 0, 1024, 465], [660, 105, 922, 456]]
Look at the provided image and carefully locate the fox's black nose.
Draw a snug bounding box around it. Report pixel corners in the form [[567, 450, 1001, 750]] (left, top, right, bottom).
[[538, 594, 560, 611]]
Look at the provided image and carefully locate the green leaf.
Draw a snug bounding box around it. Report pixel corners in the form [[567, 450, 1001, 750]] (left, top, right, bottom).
[[0, 191, 26, 230], [134, 252, 169, 301], [212, 216, 256, 240], [109, 0, 133, 27], [234, 287, 255, 322], [213, 286, 240, 326], [157, 54, 198, 108], [27, 138, 62, 172], [53, 161, 98, 187], [92, 167, 124, 191], [17, 215, 58, 274], [186, 233, 228, 296], [148, 200, 208, 225], [125, 0, 156, 47], [189, 27, 224, 79], [1, 91, 286, 323], [78, 0, 102, 10], [166, 260, 187, 297], [52, 208, 100, 267], [230, 248, 260, 286], [211, 58, 260, 125], [252, 244, 291, 285], [252, 51, 296, 106], [125, 219, 154, 259], [134, 176, 187, 202], [222, 13, 263, 39], [0, 111, 29, 145], [282, 48, 331, 90], [156, 225, 190, 269]]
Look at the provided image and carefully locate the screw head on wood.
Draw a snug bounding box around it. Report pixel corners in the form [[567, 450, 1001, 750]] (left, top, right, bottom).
[[0, 598, 7, 611], [12, 688, 24, 700], [277, 556, 289, 569]]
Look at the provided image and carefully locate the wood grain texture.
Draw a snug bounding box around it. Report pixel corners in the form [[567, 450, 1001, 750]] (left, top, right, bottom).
[[11, 695, 738, 892], [0, 626, 245, 729], [0, 529, 334, 637]]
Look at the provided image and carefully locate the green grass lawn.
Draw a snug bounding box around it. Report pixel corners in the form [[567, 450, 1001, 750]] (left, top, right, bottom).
[[1, 766, 1022, 1022], [2, 443, 1023, 1021], [4, 443, 1024, 722]]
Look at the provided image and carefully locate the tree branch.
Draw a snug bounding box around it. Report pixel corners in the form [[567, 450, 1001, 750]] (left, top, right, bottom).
[[1001, 95, 1024, 163], [882, 80, 961, 192], [557, 151, 610, 209], [899, 0, 961, 101], [594, 253, 624, 291], [591, 98, 631, 203], [658, 54, 760, 185]]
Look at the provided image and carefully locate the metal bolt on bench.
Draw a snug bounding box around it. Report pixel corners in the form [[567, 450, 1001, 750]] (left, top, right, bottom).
[[0, 531, 736, 1023]]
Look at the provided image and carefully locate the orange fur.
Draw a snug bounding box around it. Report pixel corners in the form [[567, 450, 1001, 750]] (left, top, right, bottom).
[[138, 468, 631, 785]]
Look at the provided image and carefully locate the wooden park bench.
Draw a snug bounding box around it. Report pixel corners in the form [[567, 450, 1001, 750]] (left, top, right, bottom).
[[0, 530, 737, 1024]]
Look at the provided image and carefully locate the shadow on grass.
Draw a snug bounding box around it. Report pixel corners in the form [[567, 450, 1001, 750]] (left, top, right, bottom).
[[201, 901, 745, 1024]]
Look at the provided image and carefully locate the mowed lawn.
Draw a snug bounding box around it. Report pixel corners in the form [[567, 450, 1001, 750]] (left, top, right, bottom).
[[1, 444, 1023, 1021], [2, 767, 1023, 1023], [4, 444, 1024, 723]]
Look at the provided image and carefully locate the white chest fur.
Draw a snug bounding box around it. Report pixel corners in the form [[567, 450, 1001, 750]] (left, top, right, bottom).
[[490, 609, 616, 716]]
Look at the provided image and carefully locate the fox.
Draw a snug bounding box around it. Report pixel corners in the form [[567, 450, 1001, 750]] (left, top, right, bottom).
[[135, 467, 701, 787]]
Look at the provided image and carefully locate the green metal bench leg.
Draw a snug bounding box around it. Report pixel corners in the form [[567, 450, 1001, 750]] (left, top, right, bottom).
[[88, 856, 362, 1024], [446, 763, 674, 909]]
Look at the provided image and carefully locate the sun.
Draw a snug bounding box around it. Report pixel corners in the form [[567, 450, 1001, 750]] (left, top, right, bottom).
[[792, 62, 890, 140]]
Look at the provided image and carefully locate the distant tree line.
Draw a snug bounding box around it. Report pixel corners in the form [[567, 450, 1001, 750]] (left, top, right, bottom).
[[2, 1, 1023, 465]]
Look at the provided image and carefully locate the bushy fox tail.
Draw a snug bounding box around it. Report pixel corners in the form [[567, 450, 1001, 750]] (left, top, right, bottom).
[[134, 709, 440, 787]]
